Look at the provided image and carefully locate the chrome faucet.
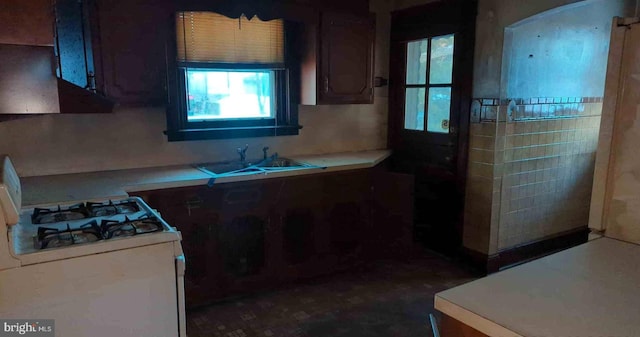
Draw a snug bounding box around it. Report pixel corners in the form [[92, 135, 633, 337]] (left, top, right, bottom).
[[262, 146, 270, 160], [237, 144, 249, 166]]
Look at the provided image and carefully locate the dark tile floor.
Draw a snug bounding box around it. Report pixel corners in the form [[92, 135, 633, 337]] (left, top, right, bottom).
[[186, 252, 479, 337]]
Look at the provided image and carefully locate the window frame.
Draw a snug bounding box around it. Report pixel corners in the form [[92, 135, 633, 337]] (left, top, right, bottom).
[[402, 34, 455, 134], [165, 14, 301, 142]]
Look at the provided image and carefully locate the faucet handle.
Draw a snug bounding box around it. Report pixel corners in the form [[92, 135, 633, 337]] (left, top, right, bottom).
[[262, 146, 270, 160], [237, 144, 249, 161]]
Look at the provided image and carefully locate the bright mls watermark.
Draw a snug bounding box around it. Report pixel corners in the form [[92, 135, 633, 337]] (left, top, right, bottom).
[[0, 320, 54, 336]]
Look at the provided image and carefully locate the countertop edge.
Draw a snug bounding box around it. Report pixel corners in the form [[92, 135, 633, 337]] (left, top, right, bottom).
[[123, 151, 392, 193], [434, 296, 523, 337], [21, 150, 392, 206]]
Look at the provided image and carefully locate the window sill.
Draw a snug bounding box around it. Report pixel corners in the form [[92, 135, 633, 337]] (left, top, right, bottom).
[[165, 125, 302, 141]]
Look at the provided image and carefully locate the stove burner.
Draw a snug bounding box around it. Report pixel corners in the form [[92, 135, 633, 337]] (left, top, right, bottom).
[[87, 200, 140, 217], [36, 221, 103, 249], [32, 203, 90, 224], [100, 214, 163, 239]]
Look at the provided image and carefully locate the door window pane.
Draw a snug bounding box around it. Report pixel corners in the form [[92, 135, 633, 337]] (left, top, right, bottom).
[[429, 34, 454, 85], [427, 87, 451, 133], [404, 88, 425, 130], [405, 39, 428, 85], [185, 69, 274, 121]]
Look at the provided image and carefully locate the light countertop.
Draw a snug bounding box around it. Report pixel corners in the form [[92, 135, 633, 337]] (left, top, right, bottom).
[[20, 150, 391, 206], [435, 237, 640, 337]]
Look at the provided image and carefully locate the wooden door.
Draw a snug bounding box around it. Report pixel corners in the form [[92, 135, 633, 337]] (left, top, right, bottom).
[[318, 12, 375, 104], [389, 1, 476, 255]]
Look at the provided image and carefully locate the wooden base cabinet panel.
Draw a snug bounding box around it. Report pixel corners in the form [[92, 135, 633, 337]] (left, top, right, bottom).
[[136, 186, 224, 308], [133, 167, 414, 308]]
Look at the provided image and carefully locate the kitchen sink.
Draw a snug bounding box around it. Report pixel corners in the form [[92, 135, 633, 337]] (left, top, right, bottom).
[[195, 156, 320, 176], [254, 157, 308, 168]]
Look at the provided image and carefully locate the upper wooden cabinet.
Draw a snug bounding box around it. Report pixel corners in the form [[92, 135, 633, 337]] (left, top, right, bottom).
[[92, 0, 173, 106], [301, 12, 375, 105], [0, 0, 54, 47], [319, 12, 375, 104]]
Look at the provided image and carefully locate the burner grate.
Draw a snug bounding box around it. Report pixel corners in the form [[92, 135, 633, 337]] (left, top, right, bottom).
[[100, 214, 163, 239], [87, 200, 140, 217], [35, 221, 103, 249], [31, 203, 90, 224], [31, 200, 142, 225]]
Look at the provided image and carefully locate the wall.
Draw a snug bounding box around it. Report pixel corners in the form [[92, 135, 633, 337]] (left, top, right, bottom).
[[0, 1, 392, 177], [463, 0, 636, 256], [502, 1, 625, 98]]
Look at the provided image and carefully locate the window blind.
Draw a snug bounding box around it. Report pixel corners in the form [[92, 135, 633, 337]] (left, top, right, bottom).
[[176, 12, 285, 65]]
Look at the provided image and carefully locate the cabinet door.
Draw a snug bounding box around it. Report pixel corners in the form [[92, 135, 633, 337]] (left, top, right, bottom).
[[210, 180, 280, 296], [321, 170, 372, 267], [0, 0, 54, 46], [318, 12, 374, 104], [93, 0, 171, 106], [136, 187, 223, 309], [275, 175, 326, 279], [370, 169, 415, 257]]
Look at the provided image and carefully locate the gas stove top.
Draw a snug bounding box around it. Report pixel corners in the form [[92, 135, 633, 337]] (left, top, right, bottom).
[[11, 198, 173, 255], [31, 200, 141, 224]]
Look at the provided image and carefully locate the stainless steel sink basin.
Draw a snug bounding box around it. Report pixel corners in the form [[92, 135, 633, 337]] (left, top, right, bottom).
[[195, 157, 318, 176], [254, 157, 308, 168], [195, 161, 261, 175]]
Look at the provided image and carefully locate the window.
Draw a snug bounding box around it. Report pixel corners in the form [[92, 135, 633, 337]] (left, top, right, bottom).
[[166, 12, 300, 141], [403, 34, 454, 133]]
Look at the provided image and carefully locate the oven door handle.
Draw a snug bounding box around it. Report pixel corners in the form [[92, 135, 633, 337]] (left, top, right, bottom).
[[175, 254, 187, 337]]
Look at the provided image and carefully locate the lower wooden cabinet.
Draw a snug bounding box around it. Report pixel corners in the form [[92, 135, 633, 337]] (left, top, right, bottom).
[[133, 167, 413, 309]]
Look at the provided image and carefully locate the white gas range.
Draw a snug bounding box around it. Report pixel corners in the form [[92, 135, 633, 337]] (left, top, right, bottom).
[[0, 155, 186, 337]]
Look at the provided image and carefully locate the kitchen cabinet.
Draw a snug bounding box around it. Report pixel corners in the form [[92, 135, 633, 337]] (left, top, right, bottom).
[[137, 186, 223, 308], [136, 179, 279, 308], [301, 12, 375, 105], [0, 0, 116, 116], [0, 0, 59, 115], [273, 174, 330, 280], [53, 0, 169, 107], [322, 170, 372, 264], [0, 45, 60, 115], [92, 0, 172, 106], [133, 166, 414, 308], [369, 169, 415, 257], [0, 0, 54, 47], [211, 180, 280, 297]]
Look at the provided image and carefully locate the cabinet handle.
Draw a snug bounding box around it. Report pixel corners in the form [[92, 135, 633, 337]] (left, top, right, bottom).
[[185, 197, 203, 216], [324, 77, 329, 93]]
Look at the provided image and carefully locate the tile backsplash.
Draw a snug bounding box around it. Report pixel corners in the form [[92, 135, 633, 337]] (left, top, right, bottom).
[[463, 96, 602, 254]]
